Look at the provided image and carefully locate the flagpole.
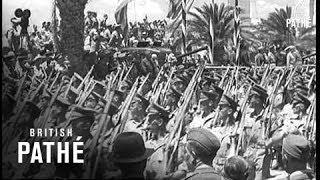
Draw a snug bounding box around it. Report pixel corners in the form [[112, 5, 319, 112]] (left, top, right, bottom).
[[209, 0, 214, 64], [234, 0, 240, 66], [181, 0, 187, 54]]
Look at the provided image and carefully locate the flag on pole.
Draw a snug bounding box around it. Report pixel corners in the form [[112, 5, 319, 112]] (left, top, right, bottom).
[[208, 0, 215, 64], [115, 0, 135, 46], [181, 0, 187, 54], [233, 0, 241, 65]]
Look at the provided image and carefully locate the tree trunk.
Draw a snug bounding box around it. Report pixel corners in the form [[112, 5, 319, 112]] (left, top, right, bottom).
[[57, 0, 87, 76]]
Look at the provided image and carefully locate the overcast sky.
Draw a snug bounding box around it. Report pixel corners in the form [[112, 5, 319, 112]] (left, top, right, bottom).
[[2, 0, 310, 35]]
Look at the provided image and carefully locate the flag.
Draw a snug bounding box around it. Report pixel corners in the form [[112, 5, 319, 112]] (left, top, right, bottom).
[[181, 0, 187, 54], [208, 0, 214, 64], [115, 0, 135, 46]]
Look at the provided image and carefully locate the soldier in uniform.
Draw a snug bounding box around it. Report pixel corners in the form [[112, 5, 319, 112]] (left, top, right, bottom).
[[268, 134, 315, 180], [183, 127, 223, 180]]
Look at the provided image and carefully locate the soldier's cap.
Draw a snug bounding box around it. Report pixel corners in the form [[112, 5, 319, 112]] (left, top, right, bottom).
[[292, 93, 311, 109], [72, 105, 97, 117], [168, 86, 182, 99], [135, 93, 150, 109], [187, 128, 221, 157], [219, 95, 238, 111], [111, 132, 154, 163], [200, 91, 218, 102], [25, 101, 41, 118], [54, 96, 71, 108], [147, 102, 170, 119], [174, 75, 189, 86], [250, 84, 268, 101], [283, 134, 310, 161], [41, 89, 52, 99], [212, 86, 224, 97]]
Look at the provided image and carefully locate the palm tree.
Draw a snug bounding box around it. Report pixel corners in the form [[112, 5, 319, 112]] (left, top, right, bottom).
[[56, 0, 87, 75], [260, 6, 294, 45]]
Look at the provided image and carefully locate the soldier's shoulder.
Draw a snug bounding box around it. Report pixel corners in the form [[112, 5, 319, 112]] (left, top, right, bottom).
[[185, 168, 223, 180]]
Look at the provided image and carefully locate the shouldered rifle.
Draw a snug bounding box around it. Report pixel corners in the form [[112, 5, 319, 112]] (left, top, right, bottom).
[[161, 66, 175, 106], [233, 83, 253, 156], [83, 76, 116, 178], [48, 70, 61, 91], [38, 77, 65, 129], [164, 65, 204, 173], [218, 66, 230, 88], [89, 78, 139, 179], [304, 98, 316, 139], [14, 73, 27, 101], [209, 67, 236, 127], [151, 66, 164, 91], [77, 65, 95, 92]]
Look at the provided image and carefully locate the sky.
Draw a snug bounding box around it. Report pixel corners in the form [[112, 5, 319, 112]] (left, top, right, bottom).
[[2, 0, 311, 35]]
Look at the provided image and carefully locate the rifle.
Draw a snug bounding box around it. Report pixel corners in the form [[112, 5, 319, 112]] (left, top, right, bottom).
[[48, 71, 61, 91], [38, 77, 65, 129], [83, 75, 116, 178], [77, 65, 95, 92], [233, 84, 253, 156], [218, 66, 230, 88], [89, 77, 139, 179], [161, 67, 175, 107], [209, 67, 236, 127], [151, 66, 164, 92], [164, 65, 204, 173], [14, 73, 27, 101], [304, 98, 316, 139]]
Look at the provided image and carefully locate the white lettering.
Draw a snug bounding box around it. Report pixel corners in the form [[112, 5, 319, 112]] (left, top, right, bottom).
[[18, 142, 30, 163], [43, 142, 54, 163], [57, 142, 69, 163], [31, 142, 43, 163]]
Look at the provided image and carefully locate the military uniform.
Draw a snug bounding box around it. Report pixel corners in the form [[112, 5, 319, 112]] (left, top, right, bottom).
[[185, 164, 223, 180]]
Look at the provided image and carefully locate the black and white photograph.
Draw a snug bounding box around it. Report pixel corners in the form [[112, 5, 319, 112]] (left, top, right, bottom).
[[1, 0, 316, 179]]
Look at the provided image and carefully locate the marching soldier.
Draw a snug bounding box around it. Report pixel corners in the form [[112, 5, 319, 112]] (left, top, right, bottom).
[[183, 128, 223, 180]]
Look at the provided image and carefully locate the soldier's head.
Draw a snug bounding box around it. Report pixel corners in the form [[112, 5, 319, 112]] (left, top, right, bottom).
[[145, 102, 170, 136], [291, 93, 310, 115], [84, 94, 98, 109], [186, 128, 220, 168], [51, 96, 70, 118], [128, 94, 149, 122], [173, 75, 188, 92], [248, 85, 268, 109], [165, 86, 182, 107], [69, 106, 96, 140], [282, 134, 311, 174], [218, 95, 238, 122], [223, 156, 256, 180], [38, 91, 52, 109], [22, 101, 41, 123], [199, 91, 219, 117]]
